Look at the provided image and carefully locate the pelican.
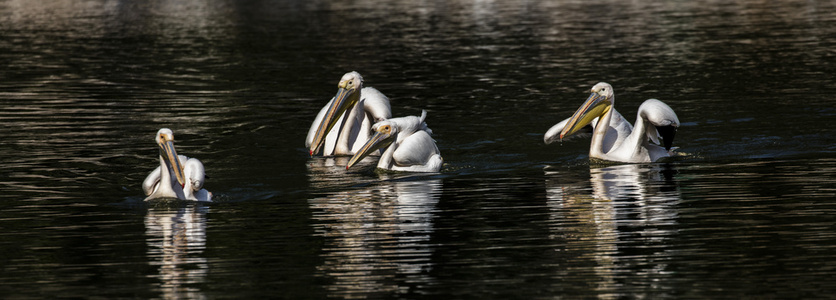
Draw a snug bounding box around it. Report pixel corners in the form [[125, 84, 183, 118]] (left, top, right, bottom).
[[544, 82, 680, 163], [346, 110, 443, 172], [306, 71, 392, 157], [142, 128, 212, 202]]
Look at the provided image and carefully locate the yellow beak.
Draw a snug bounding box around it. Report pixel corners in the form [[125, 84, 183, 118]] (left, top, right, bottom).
[[309, 87, 358, 155], [346, 130, 393, 170], [560, 92, 610, 139], [160, 140, 185, 187]]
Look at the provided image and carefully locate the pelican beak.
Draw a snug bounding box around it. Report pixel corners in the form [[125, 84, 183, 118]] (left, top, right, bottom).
[[560, 92, 610, 139], [159, 139, 186, 187], [309, 86, 359, 156], [346, 128, 393, 170]]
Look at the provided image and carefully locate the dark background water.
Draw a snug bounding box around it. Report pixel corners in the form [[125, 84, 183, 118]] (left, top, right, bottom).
[[1, 0, 835, 298]]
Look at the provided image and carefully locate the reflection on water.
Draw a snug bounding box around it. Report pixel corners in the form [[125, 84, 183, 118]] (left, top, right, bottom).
[[145, 204, 209, 299], [545, 164, 681, 297], [308, 162, 441, 298]]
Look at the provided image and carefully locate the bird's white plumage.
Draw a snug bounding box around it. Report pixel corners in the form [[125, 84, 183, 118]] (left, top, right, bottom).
[[392, 131, 439, 167], [545, 82, 680, 163], [143, 128, 212, 202], [348, 110, 443, 172], [306, 72, 391, 156]]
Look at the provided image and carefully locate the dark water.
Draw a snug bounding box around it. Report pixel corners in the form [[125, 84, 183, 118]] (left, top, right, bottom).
[[2, 0, 836, 298]]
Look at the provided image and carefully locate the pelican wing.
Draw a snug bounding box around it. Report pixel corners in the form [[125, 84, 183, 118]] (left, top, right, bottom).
[[638, 99, 680, 151], [185, 158, 205, 191], [392, 130, 439, 167], [142, 166, 162, 196]]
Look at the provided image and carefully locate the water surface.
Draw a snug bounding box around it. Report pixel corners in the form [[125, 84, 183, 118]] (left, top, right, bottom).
[[1, 0, 836, 298]]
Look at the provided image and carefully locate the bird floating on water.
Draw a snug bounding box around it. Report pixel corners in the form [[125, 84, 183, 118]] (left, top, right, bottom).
[[143, 128, 212, 201], [347, 110, 443, 172], [306, 71, 392, 157], [544, 82, 680, 163]]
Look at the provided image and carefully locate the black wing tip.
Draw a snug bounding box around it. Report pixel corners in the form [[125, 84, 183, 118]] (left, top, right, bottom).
[[656, 125, 677, 151]]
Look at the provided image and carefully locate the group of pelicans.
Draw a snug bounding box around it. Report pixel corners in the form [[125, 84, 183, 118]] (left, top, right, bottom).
[[143, 71, 681, 202]]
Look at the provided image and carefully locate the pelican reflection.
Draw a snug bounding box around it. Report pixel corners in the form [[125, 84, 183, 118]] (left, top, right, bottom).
[[307, 173, 442, 298], [306, 156, 380, 191], [544, 164, 681, 297], [145, 204, 209, 299]]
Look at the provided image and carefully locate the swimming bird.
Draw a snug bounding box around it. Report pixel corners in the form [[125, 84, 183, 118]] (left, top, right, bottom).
[[142, 128, 212, 201], [307, 71, 392, 156], [544, 82, 680, 163], [346, 110, 443, 172]]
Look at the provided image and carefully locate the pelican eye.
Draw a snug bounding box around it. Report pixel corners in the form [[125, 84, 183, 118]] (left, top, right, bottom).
[[379, 125, 391, 133]]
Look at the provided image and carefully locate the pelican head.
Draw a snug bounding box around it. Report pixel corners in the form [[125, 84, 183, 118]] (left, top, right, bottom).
[[309, 71, 364, 156], [156, 128, 185, 187], [345, 121, 396, 170], [560, 82, 614, 139]]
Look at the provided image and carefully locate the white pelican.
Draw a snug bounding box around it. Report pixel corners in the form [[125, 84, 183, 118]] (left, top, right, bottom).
[[346, 110, 443, 172], [142, 128, 212, 202], [544, 82, 680, 163], [306, 71, 392, 156]]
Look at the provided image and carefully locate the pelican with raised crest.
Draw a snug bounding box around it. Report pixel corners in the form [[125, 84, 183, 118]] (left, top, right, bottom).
[[142, 128, 212, 201], [346, 110, 443, 172], [544, 82, 680, 163], [307, 71, 392, 157]]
